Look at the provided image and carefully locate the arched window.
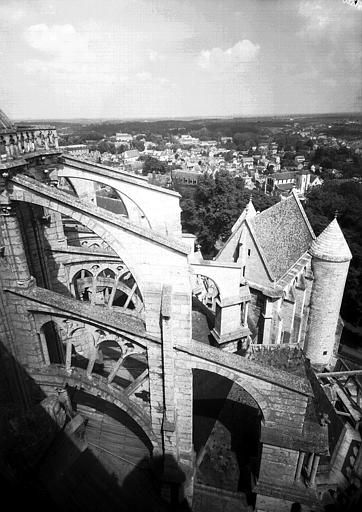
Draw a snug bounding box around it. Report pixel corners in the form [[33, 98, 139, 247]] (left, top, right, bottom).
[[94, 268, 115, 305], [70, 266, 144, 316], [72, 269, 93, 301], [41, 320, 65, 364], [192, 274, 220, 312]]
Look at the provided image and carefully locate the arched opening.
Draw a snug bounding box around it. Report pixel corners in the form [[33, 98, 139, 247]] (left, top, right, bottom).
[[192, 274, 220, 312], [70, 267, 144, 316], [92, 341, 147, 390], [57, 176, 78, 197], [58, 170, 152, 228], [72, 269, 93, 301], [113, 289, 134, 309], [94, 184, 128, 216], [93, 340, 123, 385], [191, 275, 220, 344], [93, 268, 116, 305], [8, 195, 145, 323], [44, 387, 155, 511], [193, 369, 262, 506], [41, 320, 65, 364]]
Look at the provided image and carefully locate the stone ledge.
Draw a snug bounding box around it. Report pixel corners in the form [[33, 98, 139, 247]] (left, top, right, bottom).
[[176, 340, 313, 396], [9, 174, 189, 255], [210, 326, 250, 344], [254, 478, 322, 509], [261, 426, 329, 454], [4, 285, 159, 344], [62, 155, 181, 197]]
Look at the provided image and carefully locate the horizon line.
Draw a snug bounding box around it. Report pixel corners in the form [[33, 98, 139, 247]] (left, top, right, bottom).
[[13, 111, 362, 123]]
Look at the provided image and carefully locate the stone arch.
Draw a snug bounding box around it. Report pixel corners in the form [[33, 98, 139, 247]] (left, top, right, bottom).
[[56, 176, 78, 197], [192, 273, 220, 313], [33, 312, 147, 380], [190, 358, 267, 420], [29, 365, 157, 448], [96, 267, 116, 279], [8, 189, 144, 296], [192, 365, 264, 495], [68, 264, 144, 314], [72, 269, 93, 301], [72, 389, 153, 456], [61, 172, 151, 229], [92, 183, 130, 217]]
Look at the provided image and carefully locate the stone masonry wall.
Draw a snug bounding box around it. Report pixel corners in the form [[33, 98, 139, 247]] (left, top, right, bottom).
[[258, 445, 299, 485], [305, 257, 350, 366]]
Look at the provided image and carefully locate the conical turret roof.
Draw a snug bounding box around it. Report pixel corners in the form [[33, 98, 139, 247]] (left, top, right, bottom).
[[310, 218, 352, 262]]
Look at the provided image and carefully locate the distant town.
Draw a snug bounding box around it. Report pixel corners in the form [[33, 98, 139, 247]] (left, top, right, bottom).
[[46, 113, 362, 200]]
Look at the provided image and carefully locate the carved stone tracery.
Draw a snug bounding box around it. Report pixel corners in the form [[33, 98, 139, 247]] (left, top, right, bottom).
[[36, 315, 147, 388]]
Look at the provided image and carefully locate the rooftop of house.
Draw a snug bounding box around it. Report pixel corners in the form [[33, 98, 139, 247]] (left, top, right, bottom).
[[275, 183, 295, 192], [270, 171, 299, 181], [123, 149, 140, 159]]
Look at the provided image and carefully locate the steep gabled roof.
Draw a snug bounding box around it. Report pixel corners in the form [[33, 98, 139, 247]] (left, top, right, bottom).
[[248, 190, 315, 281], [231, 197, 256, 233]]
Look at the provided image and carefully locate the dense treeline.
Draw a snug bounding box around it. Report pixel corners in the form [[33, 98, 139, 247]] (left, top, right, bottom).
[[51, 113, 361, 142], [305, 181, 362, 328], [176, 170, 277, 257], [312, 146, 362, 178]]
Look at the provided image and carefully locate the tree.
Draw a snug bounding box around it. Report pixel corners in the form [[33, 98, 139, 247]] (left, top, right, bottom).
[[133, 140, 145, 152], [305, 181, 362, 329], [140, 156, 168, 175], [97, 141, 117, 154], [179, 170, 277, 257], [224, 151, 233, 163]]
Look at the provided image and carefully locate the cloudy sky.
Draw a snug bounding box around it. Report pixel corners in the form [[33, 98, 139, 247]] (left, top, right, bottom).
[[0, 0, 361, 119]]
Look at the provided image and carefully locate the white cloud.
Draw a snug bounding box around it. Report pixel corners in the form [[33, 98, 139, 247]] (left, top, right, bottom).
[[298, 1, 330, 32], [24, 23, 90, 56], [298, 0, 362, 37], [136, 71, 152, 81], [149, 50, 164, 62], [0, 2, 26, 23], [197, 40, 260, 71]]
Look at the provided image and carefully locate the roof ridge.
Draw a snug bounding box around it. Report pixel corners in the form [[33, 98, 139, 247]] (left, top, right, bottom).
[[291, 189, 316, 239]]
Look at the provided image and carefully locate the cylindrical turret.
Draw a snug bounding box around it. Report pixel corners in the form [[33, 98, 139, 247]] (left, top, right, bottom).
[[304, 218, 352, 367]]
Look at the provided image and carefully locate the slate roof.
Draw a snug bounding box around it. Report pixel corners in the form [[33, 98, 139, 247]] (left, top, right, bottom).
[[275, 183, 294, 191], [249, 191, 315, 281], [270, 171, 298, 181]]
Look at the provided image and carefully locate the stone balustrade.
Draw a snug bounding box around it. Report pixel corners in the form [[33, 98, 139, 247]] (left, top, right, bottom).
[[0, 125, 59, 162]]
